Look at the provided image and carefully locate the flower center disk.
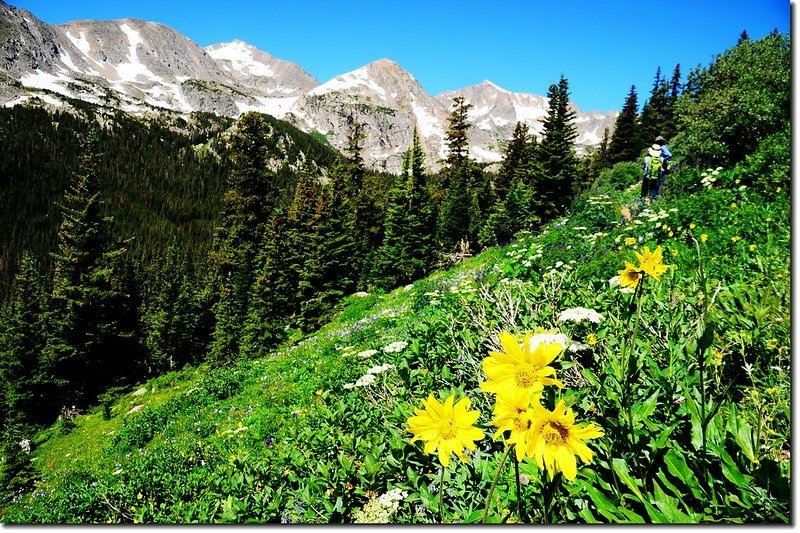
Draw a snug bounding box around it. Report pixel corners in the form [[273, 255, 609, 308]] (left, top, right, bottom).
[[438, 418, 457, 439], [542, 422, 568, 445], [514, 364, 538, 388]]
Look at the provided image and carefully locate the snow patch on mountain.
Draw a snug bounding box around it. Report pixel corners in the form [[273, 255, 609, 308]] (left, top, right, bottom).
[[116, 23, 162, 83], [309, 65, 387, 100], [206, 40, 275, 77]]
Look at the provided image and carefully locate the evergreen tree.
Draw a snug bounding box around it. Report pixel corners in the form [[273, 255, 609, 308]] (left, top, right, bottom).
[[444, 96, 471, 175], [495, 122, 530, 199], [371, 128, 434, 289], [639, 67, 672, 147], [240, 211, 293, 358], [607, 85, 641, 164], [0, 253, 47, 428], [298, 163, 357, 330], [208, 112, 277, 364], [141, 247, 202, 374], [41, 130, 137, 409], [536, 75, 579, 221]]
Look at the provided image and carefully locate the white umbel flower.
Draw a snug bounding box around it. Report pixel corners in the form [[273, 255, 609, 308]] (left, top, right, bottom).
[[557, 307, 605, 324]]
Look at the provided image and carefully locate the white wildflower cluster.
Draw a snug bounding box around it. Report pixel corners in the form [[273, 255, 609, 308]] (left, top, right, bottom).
[[700, 167, 723, 187], [528, 332, 568, 351], [383, 341, 408, 353], [366, 363, 395, 375], [583, 230, 608, 244], [356, 349, 379, 358], [608, 275, 635, 294], [423, 289, 441, 306], [343, 363, 397, 390], [506, 241, 544, 268], [353, 488, 409, 523], [544, 260, 575, 277], [568, 342, 591, 353], [557, 307, 605, 324], [587, 194, 614, 206], [449, 275, 478, 295], [344, 374, 375, 390]]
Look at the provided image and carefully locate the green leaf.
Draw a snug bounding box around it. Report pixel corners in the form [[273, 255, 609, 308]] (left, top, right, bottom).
[[584, 485, 624, 522], [653, 481, 696, 523], [632, 389, 659, 427], [611, 458, 644, 501], [664, 449, 703, 500], [697, 322, 715, 354]]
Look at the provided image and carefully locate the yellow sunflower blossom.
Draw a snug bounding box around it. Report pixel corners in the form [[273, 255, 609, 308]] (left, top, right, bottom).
[[480, 332, 565, 399], [527, 400, 604, 481], [618, 262, 642, 289], [407, 394, 485, 467], [490, 387, 538, 461], [635, 246, 669, 281]]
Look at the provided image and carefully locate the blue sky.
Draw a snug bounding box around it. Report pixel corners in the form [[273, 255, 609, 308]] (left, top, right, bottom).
[[8, 0, 790, 111]]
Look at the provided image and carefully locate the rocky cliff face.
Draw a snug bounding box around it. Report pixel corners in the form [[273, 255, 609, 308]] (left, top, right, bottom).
[[0, 0, 618, 173], [286, 59, 450, 173]]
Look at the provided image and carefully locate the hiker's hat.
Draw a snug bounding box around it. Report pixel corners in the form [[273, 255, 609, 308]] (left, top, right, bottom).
[[655, 135, 666, 144], [648, 144, 662, 158]]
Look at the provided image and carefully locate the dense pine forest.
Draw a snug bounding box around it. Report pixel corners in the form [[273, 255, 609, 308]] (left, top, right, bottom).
[[0, 30, 791, 523]]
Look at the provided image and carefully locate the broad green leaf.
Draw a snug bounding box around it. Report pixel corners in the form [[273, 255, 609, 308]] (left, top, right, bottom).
[[611, 458, 644, 501], [584, 485, 623, 522], [632, 389, 659, 426], [664, 449, 703, 500], [653, 481, 696, 523]]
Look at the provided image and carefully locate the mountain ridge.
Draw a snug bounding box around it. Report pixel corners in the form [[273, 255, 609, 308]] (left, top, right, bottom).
[[0, 0, 618, 172]]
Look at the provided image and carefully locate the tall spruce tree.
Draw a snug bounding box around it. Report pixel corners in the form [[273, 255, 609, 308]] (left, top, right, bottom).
[[495, 122, 530, 199], [208, 112, 277, 364], [607, 85, 641, 164], [41, 130, 137, 409], [536, 75, 579, 221], [371, 128, 434, 289], [298, 162, 357, 330], [639, 67, 672, 147], [0, 253, 47, 428]]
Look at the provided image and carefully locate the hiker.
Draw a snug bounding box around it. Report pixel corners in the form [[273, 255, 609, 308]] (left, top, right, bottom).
[[641, 143, 665, 204], [641, 136, 672, 203]]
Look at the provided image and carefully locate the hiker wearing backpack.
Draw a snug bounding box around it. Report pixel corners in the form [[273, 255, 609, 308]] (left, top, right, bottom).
[[641, 143, 665, 204]]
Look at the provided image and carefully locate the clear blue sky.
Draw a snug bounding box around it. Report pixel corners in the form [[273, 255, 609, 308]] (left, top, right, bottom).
[[7, 0, 790, 111]]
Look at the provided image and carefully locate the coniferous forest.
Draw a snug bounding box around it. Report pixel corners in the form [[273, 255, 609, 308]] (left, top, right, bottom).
[[0, 31, 791, 523]]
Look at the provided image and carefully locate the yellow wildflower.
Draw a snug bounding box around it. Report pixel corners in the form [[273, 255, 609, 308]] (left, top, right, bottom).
[[625, 237, 637, 246], [585, 333, 598, 346], [689, 223, 696, 229], [407, 394, 485, 467], [731, 236, 741, 243], [480, 332, 565, 398], [749, 244, 756, 252], [618, 262, 642, 289], [635, 246, 669, 280], [527, 400, 604, 481], [490, 387, 537, 461], [700, 234, 708, 243]]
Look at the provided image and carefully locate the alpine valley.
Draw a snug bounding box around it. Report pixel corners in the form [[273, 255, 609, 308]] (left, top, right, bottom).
[[0, 0, 616, 172]]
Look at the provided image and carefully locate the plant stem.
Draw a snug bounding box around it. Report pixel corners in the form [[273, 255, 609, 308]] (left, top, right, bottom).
[[482, 444, 512, 524], [693, 237, 709, 482], [513, 452, 524, 522], [543, 471, 562, 524], [439, 465, 445, 524]]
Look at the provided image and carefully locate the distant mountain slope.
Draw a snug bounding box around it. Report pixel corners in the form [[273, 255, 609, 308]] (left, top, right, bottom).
[[0, 0, 617, 172]]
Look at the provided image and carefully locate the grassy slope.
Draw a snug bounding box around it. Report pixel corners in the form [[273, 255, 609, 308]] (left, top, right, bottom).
[[0, 162, 790, 524]]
